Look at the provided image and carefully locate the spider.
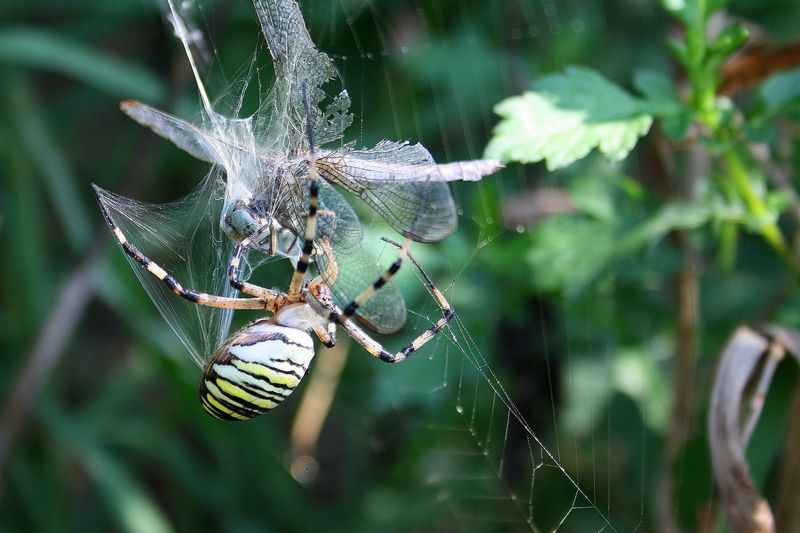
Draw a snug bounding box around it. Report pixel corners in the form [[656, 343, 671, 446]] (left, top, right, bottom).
[[94, 89, 454, 422]]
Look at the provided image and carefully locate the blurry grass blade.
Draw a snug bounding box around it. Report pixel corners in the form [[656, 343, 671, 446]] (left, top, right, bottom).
[[7, 76, 91, 250], [10, 453, 66, 533], [0, 28, 164, 102], [41, 404, 174, 533], [4, 98, 50, 320], [94, 250, 184, 357]]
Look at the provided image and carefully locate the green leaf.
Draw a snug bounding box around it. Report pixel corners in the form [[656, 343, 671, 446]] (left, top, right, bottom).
[[633, 69, 683, 117], [0, 28, 164, 102], [751, 67, 800, 120], [485, 67, 653, 170], [667, 37, 690, 66], [618, 202, 712, 252], [527, 201, 712, 292], [527, 216, 616, 292], [708, 22, 750, 59]]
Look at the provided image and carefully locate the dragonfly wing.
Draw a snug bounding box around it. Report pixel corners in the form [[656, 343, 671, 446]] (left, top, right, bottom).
[[253, 0, 352, 146], [120, 100, 220, 164], [318, 243, 408, 334], [313, 181, 407, 334], [318, 141, 502, 242]]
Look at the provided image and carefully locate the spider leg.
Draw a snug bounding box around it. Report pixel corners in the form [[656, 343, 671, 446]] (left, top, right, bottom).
[[94, 186, 279, 311], [287, 178, 319, 299], [227, 235, 287, 304], [340, 237, 411, 321], [289, 83, 321, 299], [307, 239, 454, 363], [311, 323, 337, 348]]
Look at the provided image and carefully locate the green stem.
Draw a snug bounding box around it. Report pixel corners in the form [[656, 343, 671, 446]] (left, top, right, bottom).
[[718, 222, 738, 271], [722, 148, 789, 258]]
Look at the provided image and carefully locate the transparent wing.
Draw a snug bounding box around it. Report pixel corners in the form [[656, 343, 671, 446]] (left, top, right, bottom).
[[317, 141, 502, 242], [253, 0, 353, 147], [95, 171, 277, 367], [120, 100, 220, 164], [313, 181, 407, 334]]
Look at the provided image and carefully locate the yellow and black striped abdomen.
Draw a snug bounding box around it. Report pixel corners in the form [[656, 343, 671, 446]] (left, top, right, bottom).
[[199, 321, 315, 421]]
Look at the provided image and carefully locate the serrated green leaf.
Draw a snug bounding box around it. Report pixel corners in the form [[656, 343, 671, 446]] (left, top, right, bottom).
[[485, 67, 653, 170], [527, 215, 615, 292]]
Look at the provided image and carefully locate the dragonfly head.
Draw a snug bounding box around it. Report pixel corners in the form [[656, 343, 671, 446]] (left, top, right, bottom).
[[222, 200, 302, 261], [222, 200, 264, 241]]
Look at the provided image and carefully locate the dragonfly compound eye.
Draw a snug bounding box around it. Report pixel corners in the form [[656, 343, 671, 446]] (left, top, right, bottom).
[[198, 321, 314, 421], [229, 207, 260, 238]]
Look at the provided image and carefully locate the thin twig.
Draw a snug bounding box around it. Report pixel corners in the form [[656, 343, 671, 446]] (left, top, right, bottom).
[[0, 244, 102, 469], [650, 125, 704, 533], [775, 384, 800, 532], [287, 338, 349, 484]]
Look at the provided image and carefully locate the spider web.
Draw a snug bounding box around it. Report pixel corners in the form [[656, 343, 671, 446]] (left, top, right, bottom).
[[320, 0, 656, 529], [103, 0, 658, 530]]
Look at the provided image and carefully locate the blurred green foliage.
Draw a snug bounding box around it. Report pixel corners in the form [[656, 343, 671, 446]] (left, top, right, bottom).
[[2, 0, 800, 531]]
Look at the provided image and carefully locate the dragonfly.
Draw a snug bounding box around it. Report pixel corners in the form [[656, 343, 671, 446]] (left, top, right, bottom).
[[96, 0, 501, 358]]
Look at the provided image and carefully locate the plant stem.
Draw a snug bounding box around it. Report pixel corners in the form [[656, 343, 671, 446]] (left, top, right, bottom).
[[718, 222, 738, 270], [722, 148, 789, 259]]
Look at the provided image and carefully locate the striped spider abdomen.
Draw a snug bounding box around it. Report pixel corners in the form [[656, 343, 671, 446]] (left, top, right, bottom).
[[199, 320, 314, 421]]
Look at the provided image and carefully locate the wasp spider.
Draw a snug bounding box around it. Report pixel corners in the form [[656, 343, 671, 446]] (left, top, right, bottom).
[[95, 101, 454, 422]]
